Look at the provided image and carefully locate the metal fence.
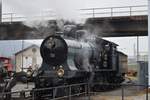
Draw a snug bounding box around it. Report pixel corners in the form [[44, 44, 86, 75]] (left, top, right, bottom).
[[0, 82, 149, 100], [80, 5, 148, 18]]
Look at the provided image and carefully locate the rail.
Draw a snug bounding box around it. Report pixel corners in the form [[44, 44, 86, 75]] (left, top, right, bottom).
[[0, 82, 149, 100], [80, 5, 148, 18]]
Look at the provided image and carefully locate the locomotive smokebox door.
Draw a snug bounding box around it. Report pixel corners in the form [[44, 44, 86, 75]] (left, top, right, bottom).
[[40, 35, 68, 66]]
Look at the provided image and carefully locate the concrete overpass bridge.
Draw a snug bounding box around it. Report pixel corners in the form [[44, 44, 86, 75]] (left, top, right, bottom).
[[0, 13, 57, 40], [81, 5, 148, 37], [0, 5, 148, 40], [85, 15, 147, 37]]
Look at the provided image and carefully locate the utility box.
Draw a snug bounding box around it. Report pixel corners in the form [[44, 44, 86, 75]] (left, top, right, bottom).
[[138, 61, 148, 89]]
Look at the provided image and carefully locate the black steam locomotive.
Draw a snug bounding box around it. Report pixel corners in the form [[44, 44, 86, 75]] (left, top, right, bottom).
[[33, 32, 127, 99]]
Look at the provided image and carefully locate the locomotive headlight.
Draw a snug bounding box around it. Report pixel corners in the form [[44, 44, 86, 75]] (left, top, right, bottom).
[[27, 70, 32, 77], [57, 68, 64, 77]]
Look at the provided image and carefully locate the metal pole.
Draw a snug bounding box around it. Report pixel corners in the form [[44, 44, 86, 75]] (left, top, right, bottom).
[[88, 83, 90, 100], [148, 0, 150, 88], [134, 43, 136, 59], [32, 90, 35, 100], [129, 6, 132, 16], [137, 36, 139, 62], [0, 0, 1, 23], [10, 13, 13, 23], [111, 8, 113, 17], [92, 8, 95, 18], [69, 86, 71, 100], [21, 40, 24, 71], [85, 84, 87, 96], [146, 84, 148, 100], [121, 86, 124, 100], [53, 88, 55, 99]]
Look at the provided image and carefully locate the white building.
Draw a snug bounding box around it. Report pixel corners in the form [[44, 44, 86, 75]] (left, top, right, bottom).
[[15, 45, 42, 72]]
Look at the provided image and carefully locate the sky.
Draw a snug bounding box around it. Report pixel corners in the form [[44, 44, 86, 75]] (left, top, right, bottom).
[[104, 36, 148, 57], [3, 0, 148, 20], [1, 0, 149, 56]]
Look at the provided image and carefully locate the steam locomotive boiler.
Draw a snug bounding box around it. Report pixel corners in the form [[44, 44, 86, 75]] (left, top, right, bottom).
[[34, 34, 127, 99]]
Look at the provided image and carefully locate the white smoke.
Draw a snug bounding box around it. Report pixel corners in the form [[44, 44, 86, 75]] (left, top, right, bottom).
[[24, 20, 49, 28], [4, 0, 85, 22], [81, 19, 115, 41]]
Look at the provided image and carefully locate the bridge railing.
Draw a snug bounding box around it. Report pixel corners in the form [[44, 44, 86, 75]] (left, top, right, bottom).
[[1, 13, 56, 23], [2, 13, 26, 22], [80, 5, 148, 18]]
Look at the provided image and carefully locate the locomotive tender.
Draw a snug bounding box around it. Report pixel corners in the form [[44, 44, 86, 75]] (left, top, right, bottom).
[[34, 32, 127, 98]]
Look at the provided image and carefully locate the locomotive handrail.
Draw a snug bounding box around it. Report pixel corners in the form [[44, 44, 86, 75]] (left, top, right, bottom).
[[37, 69, 115, 75]]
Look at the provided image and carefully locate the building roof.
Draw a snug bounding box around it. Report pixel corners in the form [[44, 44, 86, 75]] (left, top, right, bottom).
[[15, 44, 40, 55], [0, 57, 11, 60]]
